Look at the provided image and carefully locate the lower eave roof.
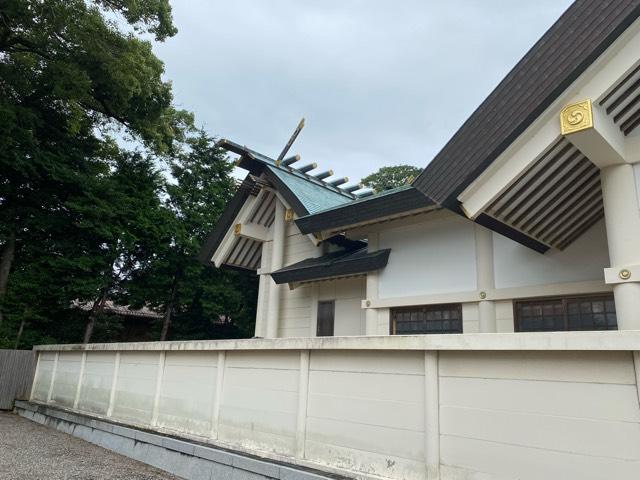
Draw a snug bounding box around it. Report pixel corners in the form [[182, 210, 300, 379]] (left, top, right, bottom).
[[271, 248, 391, 285]]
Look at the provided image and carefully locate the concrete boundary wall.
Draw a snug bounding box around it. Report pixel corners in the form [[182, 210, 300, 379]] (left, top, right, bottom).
[[14, 400, 335, 480], [29, 333, 640, 480]]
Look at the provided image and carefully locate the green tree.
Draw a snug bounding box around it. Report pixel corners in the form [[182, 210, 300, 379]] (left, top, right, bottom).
[[361, 165, 422, 192], [128, 131, 257, 341], [0, 0, 191, 327], [0, 147, 169, 345], [68, 150, 169, 343]]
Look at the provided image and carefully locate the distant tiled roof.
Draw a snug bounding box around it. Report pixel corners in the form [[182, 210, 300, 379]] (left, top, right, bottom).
[[74, 300, 162, 319]]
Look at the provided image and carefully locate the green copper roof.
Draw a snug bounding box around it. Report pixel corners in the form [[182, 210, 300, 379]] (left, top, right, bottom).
[[266, 165, 353, 214], [306, 184, 412, 216], [219, 139, 356, 215]]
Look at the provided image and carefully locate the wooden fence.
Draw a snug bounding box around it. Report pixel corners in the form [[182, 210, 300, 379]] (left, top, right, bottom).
[[0, 349, 36, 410]]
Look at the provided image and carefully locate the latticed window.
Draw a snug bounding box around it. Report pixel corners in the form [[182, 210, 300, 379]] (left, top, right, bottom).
[[515, 294, 617, 332], [391, 304, 463, 335]]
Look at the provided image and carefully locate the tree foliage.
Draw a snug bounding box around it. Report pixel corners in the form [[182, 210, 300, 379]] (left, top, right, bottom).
[[360, 165, 422, 192], [0, 1, 258, 348]]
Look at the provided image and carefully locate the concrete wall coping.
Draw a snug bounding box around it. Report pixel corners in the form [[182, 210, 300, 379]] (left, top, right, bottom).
[[33, 330, 640, 352]]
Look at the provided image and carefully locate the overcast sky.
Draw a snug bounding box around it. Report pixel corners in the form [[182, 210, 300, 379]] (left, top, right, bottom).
[[154, 1, 574, 183]]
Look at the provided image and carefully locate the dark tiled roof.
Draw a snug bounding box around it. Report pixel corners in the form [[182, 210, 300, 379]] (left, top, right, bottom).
[[296, 185, 436, 235], [270, 248, 391, 285], [413, 0, 640, 206]]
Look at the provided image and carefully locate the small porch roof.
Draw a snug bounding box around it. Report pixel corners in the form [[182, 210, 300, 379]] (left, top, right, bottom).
[[270, 247, 391, 286]]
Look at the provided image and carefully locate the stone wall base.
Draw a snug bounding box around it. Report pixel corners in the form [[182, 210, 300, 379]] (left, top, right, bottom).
[[14, 401, 338, 480]]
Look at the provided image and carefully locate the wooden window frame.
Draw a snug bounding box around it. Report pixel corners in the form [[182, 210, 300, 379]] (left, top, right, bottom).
[[514, 293, 616, 332], [390, 303, 463, 335], [316, 300, 335, 337]]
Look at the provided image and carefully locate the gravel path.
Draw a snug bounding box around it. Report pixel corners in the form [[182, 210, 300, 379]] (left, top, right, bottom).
[[0, 411, 180, 480]]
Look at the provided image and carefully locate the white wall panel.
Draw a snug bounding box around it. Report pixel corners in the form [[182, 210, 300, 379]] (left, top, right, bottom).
[[306, 350, 425, 480], [111, 352, 160, 424], [462, 303, 479, 333], [156, 352, 218, 436], [77, 352, 116, 415], [439, 350, 635, 384], [378, 215, 477, 298], [31, 352, 56, 402], [495, 300, 515, 332], [217, 351, 300, 456], [439, 350, 640, 479], [634, 162, 640, 209], [440, 435, 640, 480], [50, 352, 82, 408], [493, 219, 609, 288]]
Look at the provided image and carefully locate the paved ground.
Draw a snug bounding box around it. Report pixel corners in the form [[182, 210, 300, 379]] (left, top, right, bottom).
[[0, 411, 180, 480]]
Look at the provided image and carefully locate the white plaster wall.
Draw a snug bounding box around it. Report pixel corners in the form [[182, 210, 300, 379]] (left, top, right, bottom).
[[439, 350, 640, 479], [269, 222, 322, 338], [31, 352, 56, 402], [78, 351, 116, 415], [283, 222, 318, 266], [375, 308, 391, 335], [278, 284, 314, 338], [462, 304, 480, 333], [493, 219, 609, 289], [218, 351, 300, 456], [111, 352, 159, 425], [306, 350, 426, 480], [50, 351, 82, 408], [33, 342, 640, 480], [156, 351, 218, 436], [495, 300, 515, 333], [318, 277, 366, 336], [378, 215, 477, 299], [634, 162, 640, 209]]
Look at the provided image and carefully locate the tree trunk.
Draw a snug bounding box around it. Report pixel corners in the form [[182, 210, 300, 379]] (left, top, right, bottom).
[[0, 230, 16, 327], [14, 318, 25, 350], [160, 271, 180, 341], [83, 290, 108, 344]]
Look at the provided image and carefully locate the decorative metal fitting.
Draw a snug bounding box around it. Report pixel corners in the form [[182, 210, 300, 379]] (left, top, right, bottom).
[[285, 208, 294, 222], [234, 224, 242, 235], [619, 269, 632, 280], [479, 291, 487, 299], [560, 99, 593, 135], [365, 300, 371, 307]]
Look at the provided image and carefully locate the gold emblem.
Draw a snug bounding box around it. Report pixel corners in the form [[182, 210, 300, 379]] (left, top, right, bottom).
[[234, 224, 242, 235], [285, 208, 294, 222], [560, 99, 593, 135]]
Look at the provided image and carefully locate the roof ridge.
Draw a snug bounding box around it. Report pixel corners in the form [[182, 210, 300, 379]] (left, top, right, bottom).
[[218, 139, 368, 200]]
